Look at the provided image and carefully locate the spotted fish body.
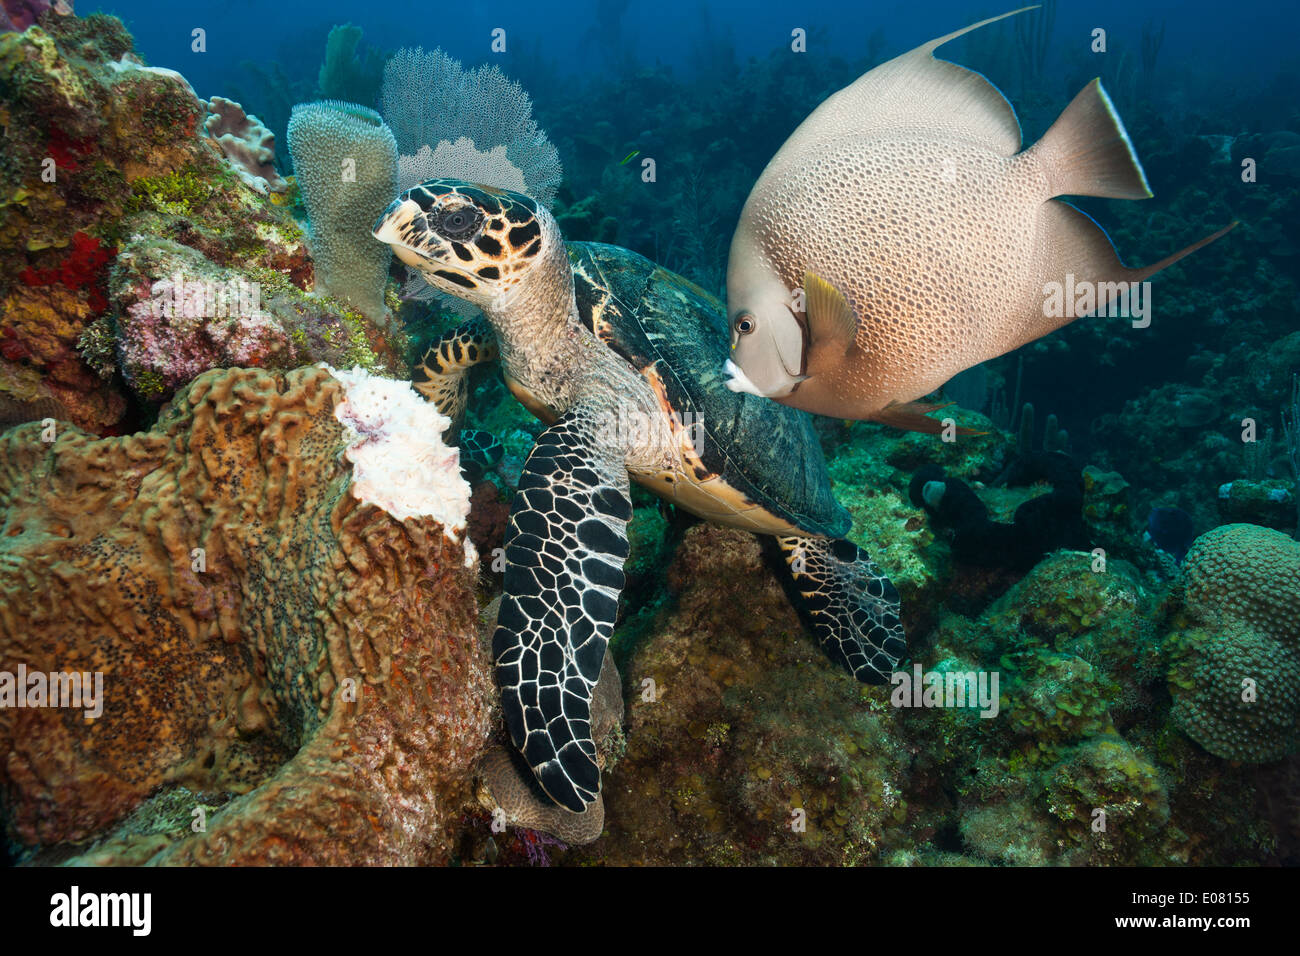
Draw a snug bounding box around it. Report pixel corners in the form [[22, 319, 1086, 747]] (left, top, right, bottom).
[[725, 7, 1235, 427]]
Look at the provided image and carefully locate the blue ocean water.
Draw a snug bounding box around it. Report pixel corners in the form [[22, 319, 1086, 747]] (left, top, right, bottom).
[[83, 0, 1297, 100]]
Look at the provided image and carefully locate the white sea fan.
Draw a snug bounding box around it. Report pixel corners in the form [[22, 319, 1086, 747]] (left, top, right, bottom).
[[397, 139, 528, 194], [380, 47, 561, 204], [382, 48, 562, 319]]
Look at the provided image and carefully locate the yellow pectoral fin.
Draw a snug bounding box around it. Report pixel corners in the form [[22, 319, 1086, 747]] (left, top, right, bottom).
[[802, 271, 859, 349]]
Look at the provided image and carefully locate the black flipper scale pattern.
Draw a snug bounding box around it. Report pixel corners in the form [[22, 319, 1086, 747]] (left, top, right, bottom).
[[774, 535, 907, 684], [493, 409, 632, 812], [457, 427, 503, 482]]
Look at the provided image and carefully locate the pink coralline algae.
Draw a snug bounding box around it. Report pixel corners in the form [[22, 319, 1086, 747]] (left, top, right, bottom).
[[117, 263, 284, 394]]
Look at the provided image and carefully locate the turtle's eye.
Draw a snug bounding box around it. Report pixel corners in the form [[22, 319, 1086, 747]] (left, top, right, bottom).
[[435, 205, 483, 241], [734, 313, 757, 335]]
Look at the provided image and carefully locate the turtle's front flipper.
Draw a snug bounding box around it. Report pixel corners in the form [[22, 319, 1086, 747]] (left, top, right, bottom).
[[494, 408, 632, 812], [413, 315, 500, 427], [458, 427, 504, 482], [774, 535, 906, 684]]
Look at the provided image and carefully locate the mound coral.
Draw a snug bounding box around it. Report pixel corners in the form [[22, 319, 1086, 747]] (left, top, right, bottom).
[[286, 101, 397, 325], [0, 365, 493, 864], [1181, 523, 1300, 640], [1167, 626, 1300, 762], [1167, 523, 1300, 762]]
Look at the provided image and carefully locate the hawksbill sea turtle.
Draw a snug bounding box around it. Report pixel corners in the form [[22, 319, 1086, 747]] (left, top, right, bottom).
[[373, 179, 907, 813]]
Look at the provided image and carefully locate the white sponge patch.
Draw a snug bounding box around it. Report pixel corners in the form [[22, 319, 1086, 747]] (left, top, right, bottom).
[[324, 365, 475, 562]]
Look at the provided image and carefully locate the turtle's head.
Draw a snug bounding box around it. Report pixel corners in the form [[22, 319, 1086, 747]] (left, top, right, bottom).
[[373, 178, 555, 309]]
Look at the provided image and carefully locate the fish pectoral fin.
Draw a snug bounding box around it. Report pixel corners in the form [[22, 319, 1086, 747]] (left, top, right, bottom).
[[802, 270, 859, 350], [871, 400, 986, 436]]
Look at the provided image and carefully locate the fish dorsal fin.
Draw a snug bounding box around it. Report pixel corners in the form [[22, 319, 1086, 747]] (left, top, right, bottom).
[[803, 270, 859, 349], [782, 7, 1036, 158]]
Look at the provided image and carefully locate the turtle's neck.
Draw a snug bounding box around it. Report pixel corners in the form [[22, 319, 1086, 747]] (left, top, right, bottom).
[[482, 231, 590, 415]]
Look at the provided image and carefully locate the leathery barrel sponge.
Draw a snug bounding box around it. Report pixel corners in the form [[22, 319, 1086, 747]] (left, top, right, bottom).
[[0, 365, 493, 864], [1167, 524, 1300, 762]]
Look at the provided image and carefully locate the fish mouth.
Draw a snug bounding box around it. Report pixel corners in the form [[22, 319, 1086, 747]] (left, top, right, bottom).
[[723, 359, 766, 396]]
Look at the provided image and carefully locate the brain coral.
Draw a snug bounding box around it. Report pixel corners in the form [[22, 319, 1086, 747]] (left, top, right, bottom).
[[1169, 524, 1300, 762], [0, 365, 494, 864], [1182, 523, 1300, 641], [286, 101, 397, 325], [1168, 626, 1300, 762]]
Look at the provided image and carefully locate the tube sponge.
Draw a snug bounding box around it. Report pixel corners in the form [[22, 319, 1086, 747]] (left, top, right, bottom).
[[287, 100, 397, 323]]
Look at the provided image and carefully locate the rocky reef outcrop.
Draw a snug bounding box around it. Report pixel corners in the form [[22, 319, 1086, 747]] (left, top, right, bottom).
[[0, 15, 405, 434]]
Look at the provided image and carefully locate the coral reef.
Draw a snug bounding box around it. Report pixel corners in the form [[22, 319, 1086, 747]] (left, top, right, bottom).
[[286, 101, 397, 325], [2, 4, 1295, 868], [0, 16, 405, 429], [570, 524, 913, 865], [0, 15, 198, 431], [0, 366, 493, 864], [539, 495, 1273, 866], [110, 237, 402, 401]]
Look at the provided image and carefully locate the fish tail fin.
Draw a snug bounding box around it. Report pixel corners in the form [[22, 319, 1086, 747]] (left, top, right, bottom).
[[1027, 78, 1154, 200], [871, 401, 986, 436]]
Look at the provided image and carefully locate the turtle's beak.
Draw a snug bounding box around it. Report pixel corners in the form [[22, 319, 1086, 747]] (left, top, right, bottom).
[[373, 197, 439, 268]]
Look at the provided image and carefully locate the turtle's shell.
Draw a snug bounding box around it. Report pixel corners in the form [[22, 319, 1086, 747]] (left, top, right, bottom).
[[570, 242, 850, 539]]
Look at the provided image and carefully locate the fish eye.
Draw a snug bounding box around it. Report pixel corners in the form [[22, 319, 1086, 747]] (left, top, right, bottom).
[[734, 313, 757, 335], [435, 205, 483, 240]]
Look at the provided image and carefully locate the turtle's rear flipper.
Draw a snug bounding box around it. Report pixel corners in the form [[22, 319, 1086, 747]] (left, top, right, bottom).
[[494, 408, 632, 812], [774, 535, 906, 684]]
